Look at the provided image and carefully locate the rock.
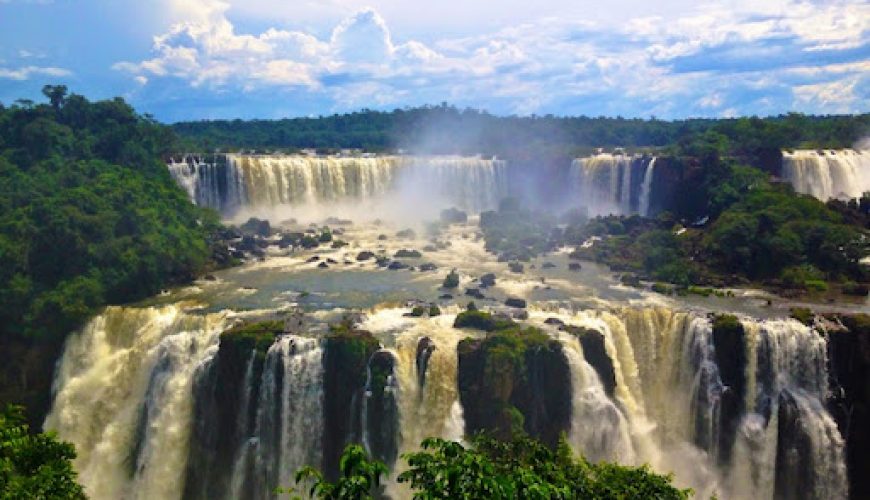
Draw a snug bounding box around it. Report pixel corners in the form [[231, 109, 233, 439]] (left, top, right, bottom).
[[480, 273, 496, 288], [442, 270, 460, 289], [318, 262, 329, 269], [324, 217, 353, 226], [563, 326, 616, 398], [457, 328, 571, 447], [568, 263, 582, 271], [711, 315, 747, 465], [416, 337, 437, 387], [396, 228, 416, 239], [203, 274, 217, 281], [422, 245, 438, 252], [508, 262, 524, 273], [356, 251, 376, 261], [620, 274, 641, 287], [440, 207, 468, 224], [419, 263, 438, 272], [376, 256, 390, 268], [387, 261, 408, 270], [505, 297, 527, 308], [378, 234, 388, 241], [544, 317, 565, 327], [300, 235, 320, 249], [465, 288, 485, 299], [512, 310, 529, 320], [306, 256, 320, 263], [326, 258, 338, 264], [239, 217, 271, 237], [541, 262, 557, 269], [438, 294, 453, 300], [395, 249, 422, 259]]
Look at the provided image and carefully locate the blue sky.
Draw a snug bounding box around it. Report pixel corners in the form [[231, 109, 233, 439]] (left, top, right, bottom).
[[0, 0, 867, 121]]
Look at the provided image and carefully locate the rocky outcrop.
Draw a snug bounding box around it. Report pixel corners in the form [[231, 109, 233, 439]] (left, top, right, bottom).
[[826, 313, 870, 500], [322, 327, 381, 479], [563, 325, 616, 397], [363, 350, 400, 468], [711, 314, 746, 465], [184, 320, 281, 500], [457, 327, 571, 447]]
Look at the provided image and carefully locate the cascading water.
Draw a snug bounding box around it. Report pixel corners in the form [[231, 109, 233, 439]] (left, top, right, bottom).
[[781, 149, 870, 201], [535, 307, 848, 499], [638, 157, 657, 216], [568, 154, 656, 215], [45, 297, 849, 500], [168, 154, 508, 216], [43, 303, 230, 500]]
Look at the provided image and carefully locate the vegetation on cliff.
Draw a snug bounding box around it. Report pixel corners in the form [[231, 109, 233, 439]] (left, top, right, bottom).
[[0, 405, 85, 499], [0, 86, 228, 425], [292, 434, 690, 499], [0, 86, 223, 341], [570, 163, 869, 293]]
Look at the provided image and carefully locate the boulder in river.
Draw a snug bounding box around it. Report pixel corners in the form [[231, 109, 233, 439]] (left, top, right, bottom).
[[505, 297, 527, 308]]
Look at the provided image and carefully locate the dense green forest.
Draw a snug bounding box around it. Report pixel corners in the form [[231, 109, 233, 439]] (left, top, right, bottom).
[[0, 87, 222, 425], [173, 104, 870, 158]]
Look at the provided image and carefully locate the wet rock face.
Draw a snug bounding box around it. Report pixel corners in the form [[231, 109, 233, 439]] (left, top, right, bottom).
[[563, 326, 616, 397], [364, 350, 400, 468], [457, 332, 572, 447], [711, 315, 746, 465], [184, 326, 274, 500], [774, 390, 815, 500], [416, 337, 436, 388], [827, 314, 870, 500], [322, 329, 380, 480]]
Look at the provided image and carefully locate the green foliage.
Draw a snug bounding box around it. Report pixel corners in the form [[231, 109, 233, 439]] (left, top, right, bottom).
[[292, 444, 387, 500], [220, 320, 282, 356], [172, 105, 869, 157], [293, 435, 689, 500], [453, 311, 516, 332], [712, 314, 743, 338], [0, 90, 220, 341], [397, 434, 691, 500], [479, 199, 560, 262], [0, 405, 86, 499], [790, 307, 814, 326]]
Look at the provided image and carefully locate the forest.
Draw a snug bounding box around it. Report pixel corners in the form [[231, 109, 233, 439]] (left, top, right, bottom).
[[173, 104, 870, 158]]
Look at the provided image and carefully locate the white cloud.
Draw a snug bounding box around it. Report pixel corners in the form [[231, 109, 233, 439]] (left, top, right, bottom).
[[0, 65, 70, 80], [116, 0, 869, 117]]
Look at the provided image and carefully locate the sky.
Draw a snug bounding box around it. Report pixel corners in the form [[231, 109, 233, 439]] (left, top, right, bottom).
[[0, 0, 868, 121]]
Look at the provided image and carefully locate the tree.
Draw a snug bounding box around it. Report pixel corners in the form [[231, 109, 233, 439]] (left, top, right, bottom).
[[41, 85, 68, 111], [292, 435, 690, 500], [0, 405, 86, 499]]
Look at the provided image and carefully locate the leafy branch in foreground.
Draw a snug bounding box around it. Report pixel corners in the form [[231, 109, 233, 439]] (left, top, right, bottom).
[[291, 434, 691, 499], [0, 405, 85, 499]]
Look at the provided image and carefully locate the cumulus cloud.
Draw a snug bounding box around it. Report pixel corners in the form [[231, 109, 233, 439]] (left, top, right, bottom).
[[115, 0, 869, 117]]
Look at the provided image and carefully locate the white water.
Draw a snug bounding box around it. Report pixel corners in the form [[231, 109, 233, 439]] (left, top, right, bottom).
[[168, 154, 508, 216], [638, 157, 657, 216], [781, 149, 870, 200], [568, 154, 656, 216], [44, 261, 848, 500], [44, 303, 230, 500]]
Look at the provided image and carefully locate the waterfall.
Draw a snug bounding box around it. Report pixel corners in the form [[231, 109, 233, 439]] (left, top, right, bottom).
[[168, 154, 508, 216], [568, 154, 655, 216], [639, 157, 657, 216], [230, 335, 324, 499], [536, 308, 847, 499], [728, 320, 847, 500], [45, 302, 848, 500], [781, 149, 870, 201], [43, 304, 230, 500]]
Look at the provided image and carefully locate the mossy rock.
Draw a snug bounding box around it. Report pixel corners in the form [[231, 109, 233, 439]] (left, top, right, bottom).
[[454, 310, 516, 332], [790, 307, 814, 326], [219, 320, 282, 357]]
